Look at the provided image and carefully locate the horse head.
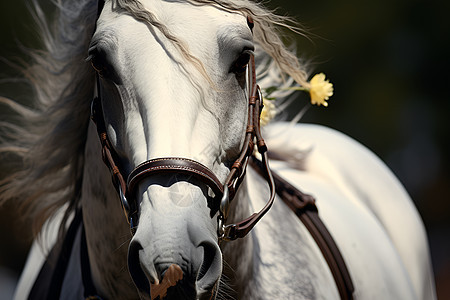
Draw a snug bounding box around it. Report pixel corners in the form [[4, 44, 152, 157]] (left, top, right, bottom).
[[90, 1, 258, 298]]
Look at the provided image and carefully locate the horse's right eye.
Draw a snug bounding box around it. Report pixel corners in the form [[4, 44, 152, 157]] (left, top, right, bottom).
[[88, 49, 111, 78], [91, 55, 109, 78]]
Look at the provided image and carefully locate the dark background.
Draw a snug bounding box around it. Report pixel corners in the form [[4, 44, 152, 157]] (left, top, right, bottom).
[[1, 0, 449, 299]]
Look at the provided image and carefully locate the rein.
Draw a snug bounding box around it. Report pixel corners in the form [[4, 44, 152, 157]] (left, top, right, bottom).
[[90, 54, 275, 241]]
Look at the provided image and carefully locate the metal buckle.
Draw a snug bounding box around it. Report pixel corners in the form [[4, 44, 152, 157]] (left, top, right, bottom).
[[218, 185, 230, 240], [220, 185, 230, 220], [119, 185, 130, 221], [119, 185, 138, 235], [257, 86, 263, 111]]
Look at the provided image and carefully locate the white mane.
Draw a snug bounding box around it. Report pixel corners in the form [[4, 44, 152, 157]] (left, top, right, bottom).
[[0, 0, 309, 237]]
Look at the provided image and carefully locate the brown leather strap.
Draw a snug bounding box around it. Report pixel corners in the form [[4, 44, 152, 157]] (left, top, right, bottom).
[[127, 157, 224, 200], [222, 54, 259, 199], [91, 94, 134, 222], [217, 55, 277, 240], [221, 151, 275, 240], [250, 157, 355, 300]]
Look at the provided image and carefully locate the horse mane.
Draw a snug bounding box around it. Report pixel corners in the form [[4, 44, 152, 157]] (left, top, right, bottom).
[[0, 0, 98, 237], [0, 0, 310, 238]]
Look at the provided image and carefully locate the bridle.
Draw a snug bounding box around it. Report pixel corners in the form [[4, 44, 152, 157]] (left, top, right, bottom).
[[90, 46, 275, 241], [88, 5, 354, 300]]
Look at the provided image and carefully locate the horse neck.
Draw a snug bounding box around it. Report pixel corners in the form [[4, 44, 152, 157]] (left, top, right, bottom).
[[80, 122, 137, 299], [220, 176, 255, 297]]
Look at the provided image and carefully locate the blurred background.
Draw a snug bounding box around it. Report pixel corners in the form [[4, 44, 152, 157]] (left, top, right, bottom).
[[0, 0, 448, 299]]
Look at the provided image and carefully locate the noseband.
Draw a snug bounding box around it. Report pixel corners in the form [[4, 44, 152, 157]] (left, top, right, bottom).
[[91, 54, 275, 241]]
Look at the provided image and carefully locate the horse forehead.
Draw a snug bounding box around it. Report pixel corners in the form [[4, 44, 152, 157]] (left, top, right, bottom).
[[140, 0, 246, 26], [102, 0, 248, 47]]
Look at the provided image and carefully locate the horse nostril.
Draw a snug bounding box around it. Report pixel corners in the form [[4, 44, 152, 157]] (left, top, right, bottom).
[[197, 241, 222, 292], [128, 240, 153, 293]]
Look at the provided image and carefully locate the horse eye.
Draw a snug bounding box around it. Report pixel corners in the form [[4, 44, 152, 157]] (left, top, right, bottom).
[[88, 50, 110, 78], [231, 51, 251, 74]]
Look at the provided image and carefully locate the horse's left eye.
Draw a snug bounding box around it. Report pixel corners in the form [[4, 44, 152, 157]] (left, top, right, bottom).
[[231, 51, 252, 74]]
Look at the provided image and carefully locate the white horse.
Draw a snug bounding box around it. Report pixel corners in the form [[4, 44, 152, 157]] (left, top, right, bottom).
[[0, 0, 436, 299]]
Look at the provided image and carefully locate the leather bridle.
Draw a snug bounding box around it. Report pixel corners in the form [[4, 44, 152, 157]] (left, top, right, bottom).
[[91, 52, 276, 241], [88, 5, 354, 299]]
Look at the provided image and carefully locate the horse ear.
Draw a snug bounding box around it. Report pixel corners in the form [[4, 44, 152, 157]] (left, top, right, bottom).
[[246, 15, 254, 32]]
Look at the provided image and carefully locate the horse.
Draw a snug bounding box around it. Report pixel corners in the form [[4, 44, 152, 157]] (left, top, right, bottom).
[[0, 0, 436, 299]]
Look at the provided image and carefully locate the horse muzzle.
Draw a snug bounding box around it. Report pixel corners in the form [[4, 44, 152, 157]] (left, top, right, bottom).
[[128, 237, 222, 300], [127, 183, 222, 300]]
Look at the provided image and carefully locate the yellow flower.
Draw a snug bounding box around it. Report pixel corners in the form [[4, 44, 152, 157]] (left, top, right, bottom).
[[260, 98, 276, 126], [309, 73, 333, 106]]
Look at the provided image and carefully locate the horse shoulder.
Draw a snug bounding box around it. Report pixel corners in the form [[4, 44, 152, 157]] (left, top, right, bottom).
[[13, 208, 64, 300], [264, 122, 435, 299], [244, 167, 340, 299]]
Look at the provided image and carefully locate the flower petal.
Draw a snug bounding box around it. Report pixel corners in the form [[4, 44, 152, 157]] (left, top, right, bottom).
[[309, 73, 333, 106], [260, 98, 276, 126]]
